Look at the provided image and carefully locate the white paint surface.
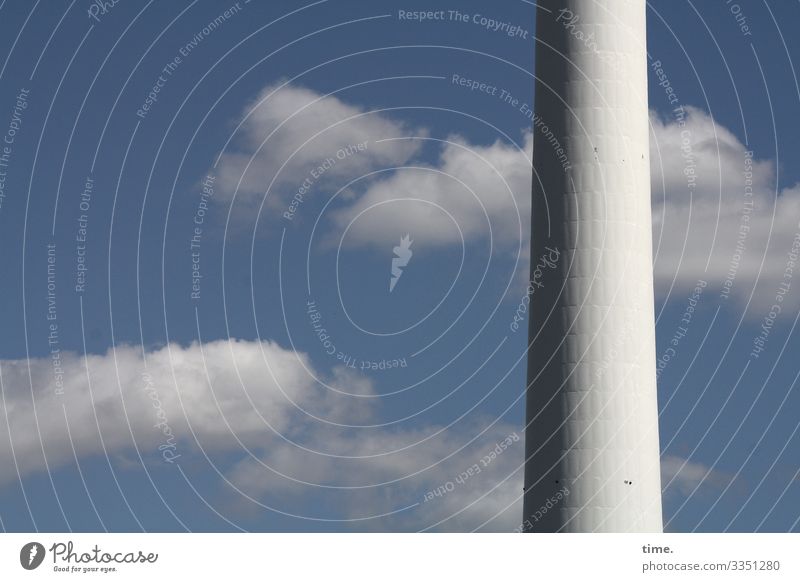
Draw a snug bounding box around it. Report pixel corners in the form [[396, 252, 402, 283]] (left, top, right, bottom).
[[524, 0, 663, 532]]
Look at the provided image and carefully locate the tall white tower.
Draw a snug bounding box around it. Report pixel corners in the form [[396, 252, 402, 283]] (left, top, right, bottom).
[[523, 0, 663, 532]]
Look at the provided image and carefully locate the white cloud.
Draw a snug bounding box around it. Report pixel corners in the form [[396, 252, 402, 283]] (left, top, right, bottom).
[[650, 106, 800, 310], [0, 340, 522, 531], [213, 84, 800, 309], [325, 102, 800, 310], [1, 339, 758, 530], [328, 133, 533, 251], [226, 419, 523, 532], [215, 83, 423, 207], [0, 339, 365, 484]]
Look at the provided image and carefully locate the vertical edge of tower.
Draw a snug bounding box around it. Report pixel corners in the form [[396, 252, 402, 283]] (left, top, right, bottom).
[[523, 0, 663, 533]]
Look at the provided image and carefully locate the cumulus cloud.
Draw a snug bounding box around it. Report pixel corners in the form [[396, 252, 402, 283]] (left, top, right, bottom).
[[0, 340, 521, 531], [650, 106, 800, 310], [215, 82, 423, 207], [0, 339, 337, 483], [212, 83, 800, 309], [329, 133, 533, 251], [326, 102, 800, 310]]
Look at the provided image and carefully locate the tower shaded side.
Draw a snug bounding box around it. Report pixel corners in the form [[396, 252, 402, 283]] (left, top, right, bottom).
[[523, 0, 663, 532]]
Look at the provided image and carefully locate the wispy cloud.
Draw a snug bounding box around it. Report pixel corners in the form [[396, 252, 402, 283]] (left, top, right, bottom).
[[661, 455, 738, 497], [0, 341, 521, 531], [214, 82, 423, 209]]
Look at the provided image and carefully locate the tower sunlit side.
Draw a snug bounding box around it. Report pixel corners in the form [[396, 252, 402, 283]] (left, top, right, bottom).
[[523, 0, 663, 532]]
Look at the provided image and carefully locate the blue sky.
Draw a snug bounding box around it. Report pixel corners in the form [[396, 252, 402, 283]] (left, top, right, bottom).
[[0, 0, 798, 532]]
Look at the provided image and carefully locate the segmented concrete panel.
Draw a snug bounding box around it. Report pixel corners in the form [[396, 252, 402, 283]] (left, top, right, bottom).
[[523, 0, 663, 532]]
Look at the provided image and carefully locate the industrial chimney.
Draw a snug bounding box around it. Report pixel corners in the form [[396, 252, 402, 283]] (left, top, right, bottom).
[[523, 0, 663, 532]]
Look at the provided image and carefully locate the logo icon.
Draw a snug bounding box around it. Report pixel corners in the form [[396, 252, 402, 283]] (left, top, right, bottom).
[[390, 234, 413, 292], [20, 542, 45, 570]]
